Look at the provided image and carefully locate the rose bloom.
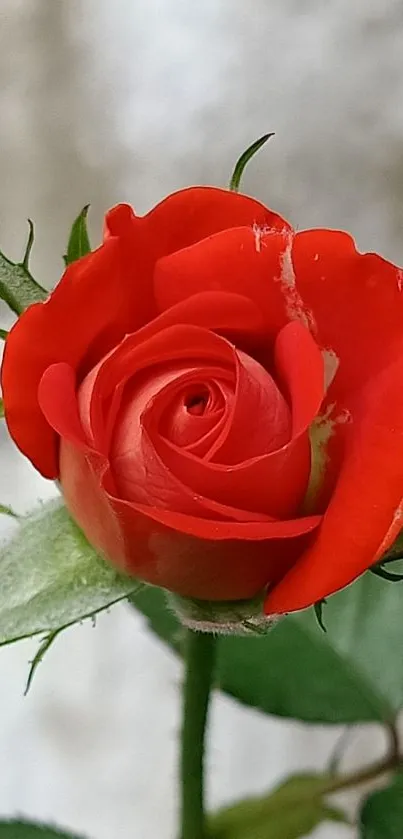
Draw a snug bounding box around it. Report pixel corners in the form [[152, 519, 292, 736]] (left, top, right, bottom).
[[2, 187, 403, 615]]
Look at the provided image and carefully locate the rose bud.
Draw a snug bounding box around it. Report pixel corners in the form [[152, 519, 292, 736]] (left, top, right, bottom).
[[2, 187, 403, 625]]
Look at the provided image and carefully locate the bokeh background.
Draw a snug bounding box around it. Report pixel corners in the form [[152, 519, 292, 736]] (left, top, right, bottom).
[[0, 2, 402, 837]]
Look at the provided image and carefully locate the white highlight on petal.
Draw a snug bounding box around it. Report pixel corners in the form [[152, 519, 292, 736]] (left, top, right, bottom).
[[322, 348, 340, 391], [252, 222, 271, 253], [276, 237, 316, 332]]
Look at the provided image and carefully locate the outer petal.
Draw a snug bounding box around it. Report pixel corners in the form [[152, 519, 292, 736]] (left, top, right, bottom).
[[60, 439, 321, 600], [38, 363, 88, 449], [265, 351, 403, 614], [288, 230, 403, 510], [1, 238, 137, 477], [105, 186, 290, 257], [293, 229, 403, 395], [154, 226, 291, 338]]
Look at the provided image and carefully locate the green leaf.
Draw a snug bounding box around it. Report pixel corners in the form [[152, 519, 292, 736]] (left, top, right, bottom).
[[0, 500, 139, 647], [0, 398, 4, 418], [0, 223, 47, 314], [209, 774, 347, 839], [64, 206, 91, 265], [360, 774, 403, 838], [0, 328, 8, 340], [130, 569, 403, 723], [0, 823, 86, 839], [229, 133, 274, 192]]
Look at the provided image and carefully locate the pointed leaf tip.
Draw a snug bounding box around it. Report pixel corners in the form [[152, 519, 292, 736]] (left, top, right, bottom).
[[229, 132, 274, 192], [64, 205, 91, 265]]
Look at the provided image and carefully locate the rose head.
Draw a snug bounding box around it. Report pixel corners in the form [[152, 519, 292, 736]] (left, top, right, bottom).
[[2, 187, 403, 615]]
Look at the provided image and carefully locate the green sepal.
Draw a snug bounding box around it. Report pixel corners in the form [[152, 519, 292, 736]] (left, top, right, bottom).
[[64, 205, 91, 265], [370, 564, 403, 582], [0, 221, 47, 314], [313, 598, 327, 632], [169, 591, 277, 636], [229, 133, 274, 192]]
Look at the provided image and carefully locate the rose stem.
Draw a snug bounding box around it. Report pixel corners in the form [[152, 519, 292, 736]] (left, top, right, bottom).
[[180, 629, 217, 839]]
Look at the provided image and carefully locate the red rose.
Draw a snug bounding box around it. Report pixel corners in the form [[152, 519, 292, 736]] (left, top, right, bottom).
[[2, 187, 403, 615]]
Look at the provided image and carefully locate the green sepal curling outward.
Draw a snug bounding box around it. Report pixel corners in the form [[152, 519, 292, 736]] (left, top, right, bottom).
[[0, 500, 139, 651], [63, 205, 91, 265], [209, 773, 347, 839], [0, 823, 87, 839], [313, 598, 327, 633], [229, 133, 274, 192], [0, 220, 47, 314], [370, 544, 403, 582]]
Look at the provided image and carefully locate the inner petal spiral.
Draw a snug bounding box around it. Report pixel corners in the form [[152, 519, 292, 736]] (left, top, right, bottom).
[[109, 346, 295, 516]]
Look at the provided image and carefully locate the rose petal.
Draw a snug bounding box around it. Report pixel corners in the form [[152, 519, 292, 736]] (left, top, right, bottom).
[[154, 226, 291, 338], [208, 350, 291, 464], [264, 351, 403, 614], [288, 230, 403, 509], [105, 186, 290, 257], [89, 324, 236, 446], [292, 230, 403, 398], [38, 363, 87, 449], [117, 289, 268, 355], [60, 438, 321, 600], [111, 362, 232, 508], [153, 431, 310, 519], [1, 238, 141, 477], [274, 320, 325, 437], [113, 418, 274, 523]]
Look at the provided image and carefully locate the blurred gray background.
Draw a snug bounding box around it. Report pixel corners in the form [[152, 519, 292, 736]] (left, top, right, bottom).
[[0, 1, 402, 837]]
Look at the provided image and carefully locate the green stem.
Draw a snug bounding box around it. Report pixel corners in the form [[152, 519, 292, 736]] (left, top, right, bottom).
[[180, 630, 217, 839], [325, 754, 402, 795], [324, 721, 401, 795]]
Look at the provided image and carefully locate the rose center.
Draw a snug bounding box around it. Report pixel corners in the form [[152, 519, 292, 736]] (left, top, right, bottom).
[[185, 388, 210, 416]]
